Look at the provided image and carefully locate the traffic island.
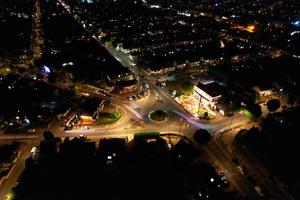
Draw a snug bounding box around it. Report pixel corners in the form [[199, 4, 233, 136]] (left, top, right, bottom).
[[148, 109, 169, 123], [96, 111, 122, 125]]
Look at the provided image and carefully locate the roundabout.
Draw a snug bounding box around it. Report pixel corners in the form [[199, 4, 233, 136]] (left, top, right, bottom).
[[148, 109, 169, 123]]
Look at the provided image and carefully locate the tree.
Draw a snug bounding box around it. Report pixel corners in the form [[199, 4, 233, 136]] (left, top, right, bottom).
[[112, 40, 118, 48], [43, 131, 55, 141], [193, 129, 212, 145], [150, 110, 168, 122], [181, 81, 194, 96], [48, 72, 58, 84], [246, 103, 262, 118], [287, 94, 296, 106], [70, 85, 77, 96], [6, 190, 15, 200], [266, 99, 280, 112]]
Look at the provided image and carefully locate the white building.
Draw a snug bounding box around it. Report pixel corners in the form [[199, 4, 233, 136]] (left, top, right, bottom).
[[194, 82, 223, 109]]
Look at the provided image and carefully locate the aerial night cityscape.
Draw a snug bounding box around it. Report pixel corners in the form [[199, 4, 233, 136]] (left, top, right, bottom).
[[0, 0, 299, 199]]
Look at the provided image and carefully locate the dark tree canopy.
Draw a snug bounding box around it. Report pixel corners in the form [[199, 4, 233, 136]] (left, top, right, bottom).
[[150, 110, 168, 122], [266, 99, 280, 112], [181, 81, 194, 96], [247, 103, 262, 118], [193, 129, 212, 145], [43, 131, 55, 141], [287, 94, 296, 105]]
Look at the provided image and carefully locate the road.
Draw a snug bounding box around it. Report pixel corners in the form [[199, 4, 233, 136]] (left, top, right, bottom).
[[47, 2, 274, 198], [233, 142, 293, 200], [0, 1, 291, 199], [214, 119, 293, 200], [0, 142, 38, 200], [99, 34, 289, 199]]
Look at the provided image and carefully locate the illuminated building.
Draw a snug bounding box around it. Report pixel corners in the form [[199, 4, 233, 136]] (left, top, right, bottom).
[[194, 82, 223, 109]]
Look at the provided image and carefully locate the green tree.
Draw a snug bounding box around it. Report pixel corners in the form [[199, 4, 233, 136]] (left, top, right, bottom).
[[181, 81, 194, 96], [6, 190, 15, 200], [112, 40, 118, 48], [245, 103, 262, 118]]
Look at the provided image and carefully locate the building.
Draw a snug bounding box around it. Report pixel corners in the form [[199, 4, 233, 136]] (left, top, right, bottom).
[[194, 82, 223, 109], [115, 79, 138, 94], [253, 86, 274, 97]]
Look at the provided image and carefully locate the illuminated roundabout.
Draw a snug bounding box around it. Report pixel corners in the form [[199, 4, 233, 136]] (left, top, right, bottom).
[[148, 109, 169, 123]]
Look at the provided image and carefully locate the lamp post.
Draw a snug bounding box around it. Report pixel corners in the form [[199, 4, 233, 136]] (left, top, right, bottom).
[[197, 95, 202, 118]]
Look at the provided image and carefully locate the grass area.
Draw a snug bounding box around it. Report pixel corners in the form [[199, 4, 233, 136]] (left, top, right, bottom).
[[0, 66, 13, 75], [243, 109, 253, 118], [96, 111, 122, 125]]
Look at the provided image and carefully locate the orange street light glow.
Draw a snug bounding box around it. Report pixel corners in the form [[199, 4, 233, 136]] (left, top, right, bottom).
[[246, 25, 256, 32], [230, 24, 256, 33]]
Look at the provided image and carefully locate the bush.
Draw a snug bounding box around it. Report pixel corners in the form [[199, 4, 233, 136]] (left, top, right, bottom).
[[245, 103, 262, 118], [181, 81, 194, 96]]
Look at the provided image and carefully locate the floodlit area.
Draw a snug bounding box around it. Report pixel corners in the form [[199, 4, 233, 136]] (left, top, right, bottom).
[[175, 95, 216, 119]]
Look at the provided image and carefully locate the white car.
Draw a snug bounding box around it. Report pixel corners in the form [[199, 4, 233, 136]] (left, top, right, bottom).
[[81, 92, 90, 97], [172, 90, 177, 97], [80, 126, 90, 130], [30, 146, 38, 156], [27, 128, 36, 133]]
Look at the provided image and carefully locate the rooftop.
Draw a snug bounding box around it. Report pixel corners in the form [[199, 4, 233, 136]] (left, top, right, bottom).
[[196, 82, 224, 98]]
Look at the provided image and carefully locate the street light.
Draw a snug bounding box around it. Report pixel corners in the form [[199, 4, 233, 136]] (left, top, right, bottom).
[[197, 95, 202, 118]]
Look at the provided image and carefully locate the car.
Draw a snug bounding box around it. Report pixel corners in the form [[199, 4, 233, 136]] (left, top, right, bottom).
[[64, 126, 73, 130], [80, 126, 90, 130], [171, 90, 177, 97], [79, 134, 87, 140], [237, 166, 244, 174], [0, 123, 7, 129], [254, 186, 265, 197], [81, 92, 90, 96], [30, 146, 38, 157], [27, 128, 36, 133]]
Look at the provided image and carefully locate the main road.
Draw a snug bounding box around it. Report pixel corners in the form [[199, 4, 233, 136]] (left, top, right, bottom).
[[1, 0, 290, 199], [0, 141, 38, 200], [51, 1, 266, 199]]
